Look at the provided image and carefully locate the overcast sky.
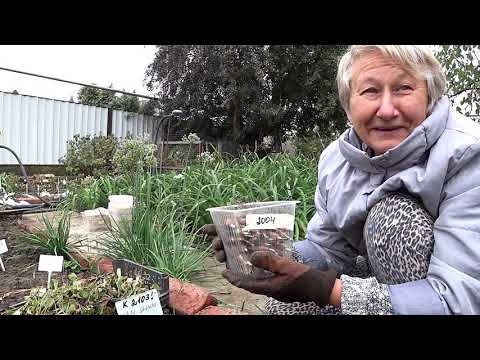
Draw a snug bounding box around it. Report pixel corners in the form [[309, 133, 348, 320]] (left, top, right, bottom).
[[0, 45, 158, 101]]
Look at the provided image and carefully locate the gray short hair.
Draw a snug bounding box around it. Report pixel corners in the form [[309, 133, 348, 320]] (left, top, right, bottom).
[[336, 45, 447, 114]]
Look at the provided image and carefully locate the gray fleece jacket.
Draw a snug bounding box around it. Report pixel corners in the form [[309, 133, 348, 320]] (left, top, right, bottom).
[[294, 96, 480, 314]]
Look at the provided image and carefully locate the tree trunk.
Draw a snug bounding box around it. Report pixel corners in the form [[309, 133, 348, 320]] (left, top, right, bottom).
[[272, 132, 282, 152], [232, 95, 241, 141], [225, 95, 241, 157]]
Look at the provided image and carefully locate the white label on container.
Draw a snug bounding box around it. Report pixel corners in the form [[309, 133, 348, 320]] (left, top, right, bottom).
[[244, 214, 295, 231], [115, 289, 163, 315], [0, 239, 7, 254], [38, 255, 64, 272]]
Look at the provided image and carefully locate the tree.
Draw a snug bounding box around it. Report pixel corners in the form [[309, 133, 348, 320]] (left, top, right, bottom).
[[144, 45, 348, 148], [139, 99, 157, 116], [77, 85, 140, 113], [77, 85, 116, 108], [145, 46, 266, 145], [111, 92, 140, 113], [261, 45, 348, 147], [435, 45, 480, 116]]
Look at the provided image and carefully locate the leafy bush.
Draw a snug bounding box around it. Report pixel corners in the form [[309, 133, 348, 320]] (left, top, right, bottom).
[[113, 136, 157, 176], [61, 134, 118, 177], [7, 271, 153, 315]]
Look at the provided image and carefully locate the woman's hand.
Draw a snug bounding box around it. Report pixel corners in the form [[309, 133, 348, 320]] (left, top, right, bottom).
[[222, 250, 338, 307]]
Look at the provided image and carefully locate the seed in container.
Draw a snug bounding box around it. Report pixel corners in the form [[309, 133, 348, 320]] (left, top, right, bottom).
[[225, 217, 239, 228], [243, 231, 252, 238]]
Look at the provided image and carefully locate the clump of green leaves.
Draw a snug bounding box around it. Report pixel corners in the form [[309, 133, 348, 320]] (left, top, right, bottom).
[[102, 173, 211, 281], [0, 172, 21, 193], [61, 176, 108, 212], [60, 175, 135, 212], [175, 152, 318, 240], [60, 134, 118, 177], [20, 211, 83, 271], [7, 271, 152, 315], [113, 136, 157, 176]]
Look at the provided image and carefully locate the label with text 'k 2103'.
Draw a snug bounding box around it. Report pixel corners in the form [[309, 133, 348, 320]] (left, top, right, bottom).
[[115, 289, 163, 315]]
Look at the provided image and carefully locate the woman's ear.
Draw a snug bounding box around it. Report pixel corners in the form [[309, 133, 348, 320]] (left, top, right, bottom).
[[346, 111, 353, 127]]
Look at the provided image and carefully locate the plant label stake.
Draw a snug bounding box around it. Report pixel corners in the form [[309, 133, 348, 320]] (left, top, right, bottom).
[[38, 255, 64, 289], [115, 289, 163, 315], [0, 239, 8, 272]]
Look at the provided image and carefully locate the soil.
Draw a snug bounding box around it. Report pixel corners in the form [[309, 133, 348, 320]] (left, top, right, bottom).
[[0, 215, 88, 313], [0, 215, 51, 312]]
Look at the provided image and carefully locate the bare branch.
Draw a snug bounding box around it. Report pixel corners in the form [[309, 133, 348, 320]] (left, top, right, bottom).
[[450, 87, 480, 98]]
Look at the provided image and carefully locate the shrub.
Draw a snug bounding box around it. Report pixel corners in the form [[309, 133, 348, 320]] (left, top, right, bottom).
[[61, 134, 118, 177], [113, 136, 157, 176]]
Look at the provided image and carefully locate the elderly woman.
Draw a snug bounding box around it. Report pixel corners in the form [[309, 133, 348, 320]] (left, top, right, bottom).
[[207, 45, 480, 315]]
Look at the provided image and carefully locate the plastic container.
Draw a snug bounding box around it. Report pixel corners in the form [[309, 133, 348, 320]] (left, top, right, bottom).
[[108, 195, 134, 207], [81, 207, 111, 232], [112, 259, 170, 312], [207, 201, 299, 279], [108, 195, 134, 224]]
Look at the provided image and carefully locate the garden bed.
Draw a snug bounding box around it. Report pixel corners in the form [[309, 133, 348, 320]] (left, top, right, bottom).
[[2, 153, 314, 315], [0, 213, 262, 315]]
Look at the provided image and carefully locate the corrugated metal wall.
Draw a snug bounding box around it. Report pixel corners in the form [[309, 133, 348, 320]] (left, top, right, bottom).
[[0, 92, 158, 165], [111, 110, 155, 141]]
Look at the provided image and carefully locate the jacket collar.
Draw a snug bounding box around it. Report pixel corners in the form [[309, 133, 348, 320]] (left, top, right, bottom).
[[338, 96, 450, 174]]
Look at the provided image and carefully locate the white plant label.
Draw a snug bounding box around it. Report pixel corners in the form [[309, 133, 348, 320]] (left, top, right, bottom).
[[115, 289, 163, 315], [38, 255, 64, 272], [0, 239, 7, 254], [38, 255, 64, 289], [245, 214, 295, 231], [0, 239, 7, 272]]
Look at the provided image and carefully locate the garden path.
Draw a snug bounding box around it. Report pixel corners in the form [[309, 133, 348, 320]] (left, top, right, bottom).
[[191, 256, 268, 315]]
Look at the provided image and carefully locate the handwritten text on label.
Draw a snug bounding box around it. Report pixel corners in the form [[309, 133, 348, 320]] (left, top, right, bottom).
[[115, 289, 163, 315], [245, 214, 295, 230]]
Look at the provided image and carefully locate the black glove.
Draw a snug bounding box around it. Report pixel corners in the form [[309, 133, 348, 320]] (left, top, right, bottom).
[[222, 250, 337, 307], [198, 224, 225, 262]]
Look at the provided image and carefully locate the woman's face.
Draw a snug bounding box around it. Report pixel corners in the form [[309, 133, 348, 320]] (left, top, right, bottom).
[[348, 52, 429, 155]]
